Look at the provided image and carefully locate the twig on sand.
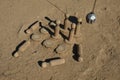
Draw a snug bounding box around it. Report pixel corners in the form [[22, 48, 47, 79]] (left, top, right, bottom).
[[46, 0, 65, 14], [17, 25, 23, 34]]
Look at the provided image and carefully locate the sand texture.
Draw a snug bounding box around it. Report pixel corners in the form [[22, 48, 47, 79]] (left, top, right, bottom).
[[0, 0, 120, 80]]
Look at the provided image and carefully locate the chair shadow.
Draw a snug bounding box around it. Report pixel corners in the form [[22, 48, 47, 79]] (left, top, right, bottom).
[[45, 16, 56, 30], [24, 20, 39, 33], [12, 40, 26, 56], [45, 57, 61, 62], [60, 31, 68, 40], [39, 22, 54, 36], [72, 44, 80, 61], [60, 24, 64, 29], [69, 16, 78, 24], [38, 61, 43, 67]]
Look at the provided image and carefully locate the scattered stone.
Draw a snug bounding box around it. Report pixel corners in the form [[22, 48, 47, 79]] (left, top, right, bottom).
[[40, 28, 49, 34], [74, 12, 78, 17], [41, 58, 65, 68], [31, 34, 41, 41]]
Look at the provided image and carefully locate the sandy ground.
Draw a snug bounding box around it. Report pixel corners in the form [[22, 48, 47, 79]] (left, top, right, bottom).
[[0, 0, 120, 80]]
